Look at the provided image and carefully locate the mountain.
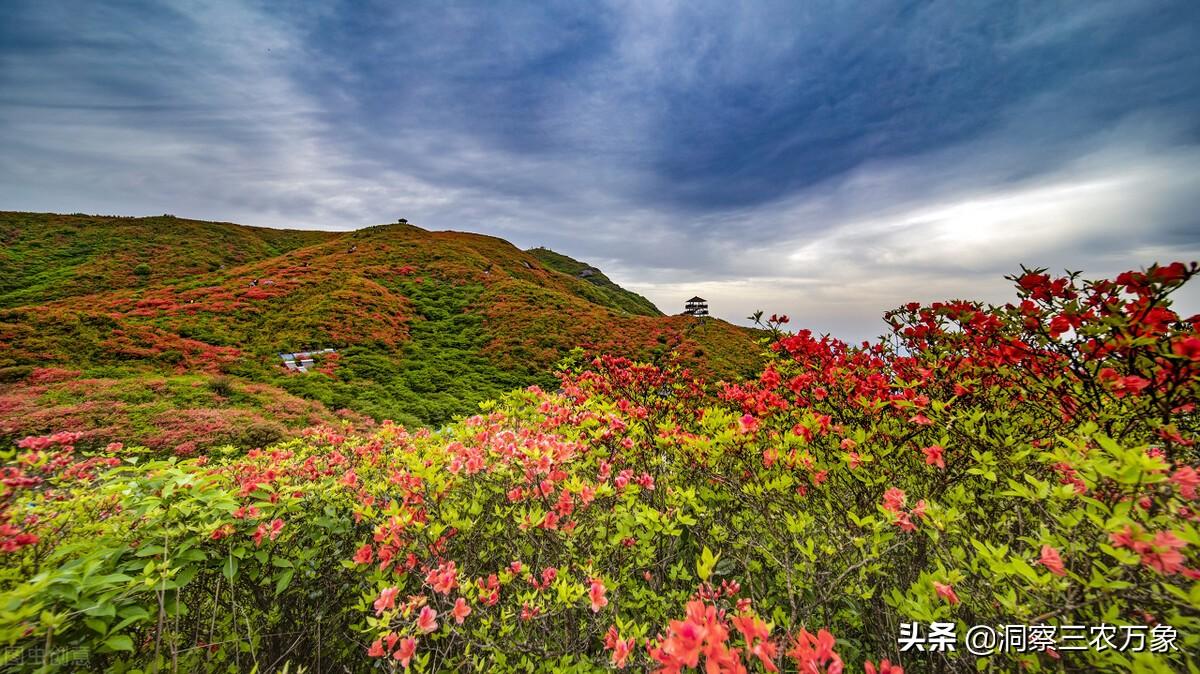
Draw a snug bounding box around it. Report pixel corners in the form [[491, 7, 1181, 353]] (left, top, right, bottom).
[[0, 212, 764, 451], [0, 211, 334, 309], [525, 247, 663, 317]]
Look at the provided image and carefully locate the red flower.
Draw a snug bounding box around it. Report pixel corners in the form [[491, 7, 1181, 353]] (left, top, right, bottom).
[[452, 597, 472, 624], [882, 488, 906, 513], [393, 637, 417, 667], [611, 634, 635, 669], [865, 659, 904, 674], [416, 605, 438, 633], [732, 612, 778, 671], [605, 626, 636, 669], [786, 627, 843, 674], [893, 511, 917, 533], [738, 414, 760, 434], [911, 500, 927, 520], [588, 577, 608, 612], [1038, 545, 1067, 576], [922, 445, 945, 469], [373, 586, 399, 615], [353, 544, 373, 565], [932, 581, 959, 606], [1141, 531, 1188, 575], [1170, 466, 1199, 499], [426, 560, 458, 595], [1048, 315, 1071, 338], [367, 638, 386, 658], [1172, 336, 1200, 360]]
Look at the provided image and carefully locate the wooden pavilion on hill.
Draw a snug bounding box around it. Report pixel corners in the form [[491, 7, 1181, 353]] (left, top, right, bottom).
[[683, 296, 708, 317]]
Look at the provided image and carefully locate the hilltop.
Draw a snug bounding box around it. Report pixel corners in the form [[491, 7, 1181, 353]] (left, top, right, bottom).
[[0, 212, 763, 451], [525, 247, 663, 317]]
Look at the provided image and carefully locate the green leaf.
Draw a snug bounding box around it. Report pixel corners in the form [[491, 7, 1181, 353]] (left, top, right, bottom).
[[222, 555, 239, 581], [274, 568, 295, 595], [105, 634, 134, 652]]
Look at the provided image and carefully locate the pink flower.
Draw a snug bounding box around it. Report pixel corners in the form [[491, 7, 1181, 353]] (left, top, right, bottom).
[[393, 637, 417, 667], [353, 544, 373, 565], [367, 638, 386, 658], [452, 597, 472, 624], [922, 445, 945, 469], [611, 634, 635, 669], [865, 659, 905, 674], [882, 488, 906, 513], [787, 627, 843, 674], [933, 581, 959, 605], [373, 586, 399, 615], [1038, 545, 1067, 576], [426, 560, 458, 595], [1142, 531, 1188, 575], [416, 605, 438, 633], [589, 577, 608, 612], [1171, 466, 1199, 500], [909, 413, 933, 426], [739, 414, 760, 434], [893, 511, 917, 533]]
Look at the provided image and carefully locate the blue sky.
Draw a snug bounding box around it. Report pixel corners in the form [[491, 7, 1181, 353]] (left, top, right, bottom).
[[2, 1, 1198, 341]]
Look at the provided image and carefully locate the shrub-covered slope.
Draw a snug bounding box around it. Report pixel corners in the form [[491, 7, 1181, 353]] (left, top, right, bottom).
[[0, 213, 762, 446], [525, 247, 663, 317], [1, 263, 1196, 673], [0, 212, 335, 309]]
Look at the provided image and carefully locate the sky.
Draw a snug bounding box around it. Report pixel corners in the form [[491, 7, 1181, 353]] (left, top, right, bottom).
[[2, 0, 1199, 342]]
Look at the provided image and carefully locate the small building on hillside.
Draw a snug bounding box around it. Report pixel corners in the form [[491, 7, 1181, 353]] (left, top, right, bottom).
[[280, 348, 336, 373], [683, 296, 708, 317]]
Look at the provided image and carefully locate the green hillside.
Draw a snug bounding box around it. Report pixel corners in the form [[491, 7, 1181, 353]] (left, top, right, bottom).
[[525, 247, 663, 316], [0, 213, 763, 450], [0, 211, 334, 309]]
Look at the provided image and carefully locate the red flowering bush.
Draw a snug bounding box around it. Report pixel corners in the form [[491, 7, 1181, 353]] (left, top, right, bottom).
[[0, 263, 1196, 673]]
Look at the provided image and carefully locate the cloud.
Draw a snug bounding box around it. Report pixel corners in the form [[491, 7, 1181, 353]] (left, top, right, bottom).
[[1, 0, 1198, 343]]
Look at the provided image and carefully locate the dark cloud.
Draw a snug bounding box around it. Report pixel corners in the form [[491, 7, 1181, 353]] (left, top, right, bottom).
[[1, 0, 1198, 342]]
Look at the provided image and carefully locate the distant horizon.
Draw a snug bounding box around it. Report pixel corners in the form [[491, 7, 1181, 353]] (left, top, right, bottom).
[[8, 209, 1197, 344]]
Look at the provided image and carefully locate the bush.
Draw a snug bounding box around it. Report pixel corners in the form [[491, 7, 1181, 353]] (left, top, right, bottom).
[[0, 263, 1197, 673], [207, 375, 235, 398], [0, 365, 32, 383], [132, 263, 151, 277]]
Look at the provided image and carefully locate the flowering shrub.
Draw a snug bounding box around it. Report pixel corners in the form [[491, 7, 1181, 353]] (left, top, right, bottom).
[[0, 264, 1196, 673]]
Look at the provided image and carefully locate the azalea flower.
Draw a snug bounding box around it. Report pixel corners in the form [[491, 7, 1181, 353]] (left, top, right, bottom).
[[893, 511, 917, 533], [352, 544, 373, 565], [922, 445, 945, 469], [1142, 531, 1188, 575], [416, 605, 438, 633], [882, 488, 906, 513], [588, 577, 608, 612], [865, 659, 905, 674], [739, 414, 760, 434], [452, 597, 472, 624], [786, 627, 843, 674], [1170, 466, 1199, 500], [932, 581, 959, 605], [1038, 545, 1067, 576], [374, 587, 399, 615], [611, 634, 635, 669], [393, 637, 417, 668]]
